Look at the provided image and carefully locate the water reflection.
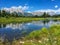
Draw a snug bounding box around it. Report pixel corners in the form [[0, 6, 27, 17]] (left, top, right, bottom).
[[0, 20, 60, 43], [0, 24, 6, 28]]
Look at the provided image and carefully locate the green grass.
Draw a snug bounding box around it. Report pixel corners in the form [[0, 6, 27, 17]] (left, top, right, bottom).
[[22, 25, 60, 45], [0, 25, 60, 45], [0, 17, 45, 24], [0, 17, 60, 24]]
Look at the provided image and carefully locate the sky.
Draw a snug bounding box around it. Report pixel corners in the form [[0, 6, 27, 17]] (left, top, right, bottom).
[[0, 0, 60, 12]]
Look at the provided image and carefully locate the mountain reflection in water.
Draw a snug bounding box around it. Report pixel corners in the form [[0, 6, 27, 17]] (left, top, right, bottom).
[[0, 20, 60, 42]]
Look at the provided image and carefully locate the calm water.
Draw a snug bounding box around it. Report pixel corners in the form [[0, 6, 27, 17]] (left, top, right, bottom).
[[0, 20, 60, 42]]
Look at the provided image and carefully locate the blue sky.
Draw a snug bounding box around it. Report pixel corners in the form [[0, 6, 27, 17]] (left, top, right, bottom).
[[0, 0, 60, 12]]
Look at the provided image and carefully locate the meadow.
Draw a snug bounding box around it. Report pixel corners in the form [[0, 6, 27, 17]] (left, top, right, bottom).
[[0, 17, 60, 24], [0, 17, 45, 24]]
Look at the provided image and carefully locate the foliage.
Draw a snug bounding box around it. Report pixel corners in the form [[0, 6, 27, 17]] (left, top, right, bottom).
[[0, 25, 60, 45], [0, 17, 45, 24], [0, 9, 60, 18], [24, 25, 60, 45]]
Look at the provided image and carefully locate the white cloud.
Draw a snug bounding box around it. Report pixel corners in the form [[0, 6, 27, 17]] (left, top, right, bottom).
[[33, 8, 60, 15], [22, 6, 29, 10], [34, 9, 56, 13], [2, 5, 29, 13], [55, 5, 58, 8], [34, 8, 60, 13]]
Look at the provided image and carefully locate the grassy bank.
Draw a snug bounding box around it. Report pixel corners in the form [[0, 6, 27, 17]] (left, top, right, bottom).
[[0, 17, 45, 24], [0, 17, 60, 24], [0, 25, 60, 45], [22, 25, 60, 45], [0, 17, 44, 23]]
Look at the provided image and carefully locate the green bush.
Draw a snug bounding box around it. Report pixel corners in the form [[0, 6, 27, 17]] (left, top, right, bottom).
[[24, 25, 60, 45]]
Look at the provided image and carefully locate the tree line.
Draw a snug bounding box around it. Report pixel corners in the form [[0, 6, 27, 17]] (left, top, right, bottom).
[[0, 10, 60, 18]]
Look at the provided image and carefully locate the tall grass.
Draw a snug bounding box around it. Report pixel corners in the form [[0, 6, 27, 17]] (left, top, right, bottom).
[[22, 25, 60, 45], [0, 17, 60, 24], [0, 25, 60, 45], [0, 17, 45, 24]]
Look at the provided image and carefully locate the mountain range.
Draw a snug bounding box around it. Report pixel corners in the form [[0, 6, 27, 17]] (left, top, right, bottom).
[[1, 9, 60, 16]]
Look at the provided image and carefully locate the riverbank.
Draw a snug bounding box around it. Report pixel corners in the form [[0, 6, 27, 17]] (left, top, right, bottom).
[[0, 17, 60, 24], [21, 25, 60, 45], [0, 17, 44, 24], [0, 25, 59, 45]]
